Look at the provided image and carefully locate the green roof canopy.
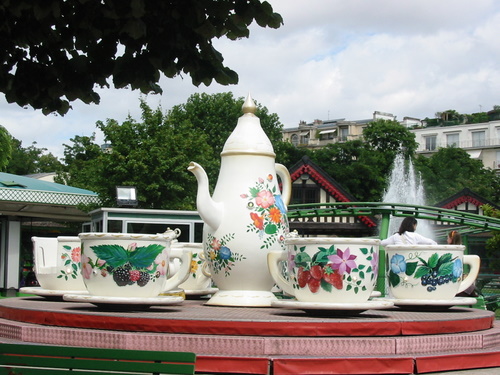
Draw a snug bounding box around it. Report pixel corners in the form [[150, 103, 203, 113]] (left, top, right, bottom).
[[0, 172, 100, 221]]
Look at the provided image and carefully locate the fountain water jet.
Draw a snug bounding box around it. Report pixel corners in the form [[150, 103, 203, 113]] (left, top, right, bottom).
[[382, 153, 434, 240]]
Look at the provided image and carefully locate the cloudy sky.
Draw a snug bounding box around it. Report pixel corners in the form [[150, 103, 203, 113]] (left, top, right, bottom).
[[1, 0, 499, 158]]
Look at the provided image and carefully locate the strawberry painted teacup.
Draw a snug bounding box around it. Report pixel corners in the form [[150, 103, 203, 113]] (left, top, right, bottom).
[[268, 235, 380, 303]]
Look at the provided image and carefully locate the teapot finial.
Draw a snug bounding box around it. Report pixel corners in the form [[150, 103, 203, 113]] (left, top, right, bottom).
[[242, 93, 257, 116]]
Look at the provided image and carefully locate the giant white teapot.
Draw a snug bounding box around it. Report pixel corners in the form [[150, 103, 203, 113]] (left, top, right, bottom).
[[188, 94, 291, 306]]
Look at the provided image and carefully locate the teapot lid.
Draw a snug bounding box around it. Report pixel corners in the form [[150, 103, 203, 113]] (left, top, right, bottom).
[[220, 94, 275, 157]]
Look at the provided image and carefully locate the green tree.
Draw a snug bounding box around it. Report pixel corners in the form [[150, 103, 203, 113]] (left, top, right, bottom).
[[362, 119, 418, 162], [0, 124, 12, 171], [414, 147, 499, 204], [58, 100, 213, 209], [6, 138, 63, 175], [310, 140, 388, 202], [482, 205, 500, 272], [0, 1, 282, 115], [56, 134, 103, 188]]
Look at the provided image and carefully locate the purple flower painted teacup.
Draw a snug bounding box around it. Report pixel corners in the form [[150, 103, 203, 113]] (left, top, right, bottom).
[[268, 235, 380, 303]]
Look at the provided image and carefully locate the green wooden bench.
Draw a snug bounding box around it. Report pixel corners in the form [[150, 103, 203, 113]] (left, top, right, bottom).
[[0, 343, 196, 375]]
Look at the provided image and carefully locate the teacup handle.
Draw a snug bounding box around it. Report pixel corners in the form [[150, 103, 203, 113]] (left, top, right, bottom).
[[457, 255, 481, 294], [268, 250, 295, 296], [163, 248, 192, 292], [199, 251, 212, 278]]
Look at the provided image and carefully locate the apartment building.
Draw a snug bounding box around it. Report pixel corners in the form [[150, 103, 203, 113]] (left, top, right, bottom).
[[282, 111, 500, 172], [282, 111, 396, 149], [412, 120, 500, 171]]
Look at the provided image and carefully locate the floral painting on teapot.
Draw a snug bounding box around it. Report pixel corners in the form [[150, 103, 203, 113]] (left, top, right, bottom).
[[205, 233, 246, 277], [241, 175, 289, 250]]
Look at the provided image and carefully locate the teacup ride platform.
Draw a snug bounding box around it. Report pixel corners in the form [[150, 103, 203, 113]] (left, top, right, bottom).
[[1, 295, 500, 374]]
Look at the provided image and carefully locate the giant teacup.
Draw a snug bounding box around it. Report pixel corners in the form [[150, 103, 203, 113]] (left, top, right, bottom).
[[385, 245, 480, 300], [32, 236, 86, 291], [268, 236, 380, 303], [79, 231, 191, 298], [171, 242, 212, 292]]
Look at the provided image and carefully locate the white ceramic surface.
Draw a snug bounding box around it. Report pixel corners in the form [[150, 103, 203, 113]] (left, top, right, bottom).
[[79, 231, 191, 298], [268, 236, 380, 303], [32, 236, 86, 291], [19, 286, 89, 297], [378, 296, 477, 307], [385, 245, 480, 300], [271, 299, 394, 311], [171, 242, 212, 292], [188, 95, 292, 307], [63, 293, 184, 306]]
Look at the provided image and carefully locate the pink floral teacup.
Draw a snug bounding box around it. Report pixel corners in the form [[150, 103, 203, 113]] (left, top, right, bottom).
[[79, 231, 191, 298], [32, 236, 86, 291], [268, 235, 380, 303]]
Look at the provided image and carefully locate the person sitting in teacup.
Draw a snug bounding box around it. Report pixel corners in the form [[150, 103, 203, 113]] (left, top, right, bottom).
[[447, 230, 462, 245], [381, 217, 437, 246]]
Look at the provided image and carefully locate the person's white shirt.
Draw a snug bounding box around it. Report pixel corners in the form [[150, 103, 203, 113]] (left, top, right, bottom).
[[381, 231, 437, 246]]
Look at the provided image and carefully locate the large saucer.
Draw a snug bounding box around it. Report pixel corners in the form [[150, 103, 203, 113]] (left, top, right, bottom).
[[20, 287, 88, 300], [63, 293, 184, 310], [184, 287, 219, 296], [378, 296, 477, 311], [205, 290, 278, 307], [271, 299, 394, 316]]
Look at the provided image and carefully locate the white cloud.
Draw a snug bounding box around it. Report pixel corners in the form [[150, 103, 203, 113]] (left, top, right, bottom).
[[1, 0, 499, 159]]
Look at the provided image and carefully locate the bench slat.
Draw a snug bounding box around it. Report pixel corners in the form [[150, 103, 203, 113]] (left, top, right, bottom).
[[0, 343, 195, 363], [0, 343, 195, 375], [0, 355, 193, 374]]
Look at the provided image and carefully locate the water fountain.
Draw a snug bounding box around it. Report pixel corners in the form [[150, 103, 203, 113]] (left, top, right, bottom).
[[383, 153, 434, 240]]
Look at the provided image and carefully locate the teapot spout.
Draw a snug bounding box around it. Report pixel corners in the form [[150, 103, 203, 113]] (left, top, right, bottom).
[[188, 162, 223, 231]]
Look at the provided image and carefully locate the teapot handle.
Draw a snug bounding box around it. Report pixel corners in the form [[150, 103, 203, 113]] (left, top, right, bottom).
[[275, 163, 292, 205]]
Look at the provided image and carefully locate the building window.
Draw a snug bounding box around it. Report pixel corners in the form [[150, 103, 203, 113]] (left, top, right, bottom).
[[291, 134, 299, 146], [300, 133, 309, 145], [446, 133, 459, 147], [292, 186, 319, 204], [424, 135, 437, 151], [471, 131, 485, 147], [339, 127, 348, 141]]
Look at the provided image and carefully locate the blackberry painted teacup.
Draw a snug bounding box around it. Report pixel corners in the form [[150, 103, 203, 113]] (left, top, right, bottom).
[[79, 230, 191, 298]]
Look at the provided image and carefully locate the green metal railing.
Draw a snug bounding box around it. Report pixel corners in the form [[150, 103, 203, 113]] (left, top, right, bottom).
[[287, 202, 500, 292]]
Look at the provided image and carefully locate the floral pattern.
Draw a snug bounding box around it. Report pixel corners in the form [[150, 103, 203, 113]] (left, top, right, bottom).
[[388, 251, 463, 293], [205, 233, 245, 277], [241, 175, 289, 249], [81, 242, 166, 287], [58, 245, 81, 281], [290, 244, 377, 294]]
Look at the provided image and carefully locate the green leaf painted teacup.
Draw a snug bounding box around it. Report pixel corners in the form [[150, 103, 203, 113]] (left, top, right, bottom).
[[385, 245, 480, 300], [79, 230, 191, 298]]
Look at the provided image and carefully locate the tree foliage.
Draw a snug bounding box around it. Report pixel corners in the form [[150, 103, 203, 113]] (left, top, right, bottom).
[[6, 138, 63, 175], [166, 92, 285, 181], [414, 147, 500, 204], [0, 0, 283, 115], [57, 94, 284, 209], [362, 119, 417, 161], [0, 124, 12, 171], [309, 140, 390, 202], [482, 205, 500, 272], [58, 100, 213, 209]]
